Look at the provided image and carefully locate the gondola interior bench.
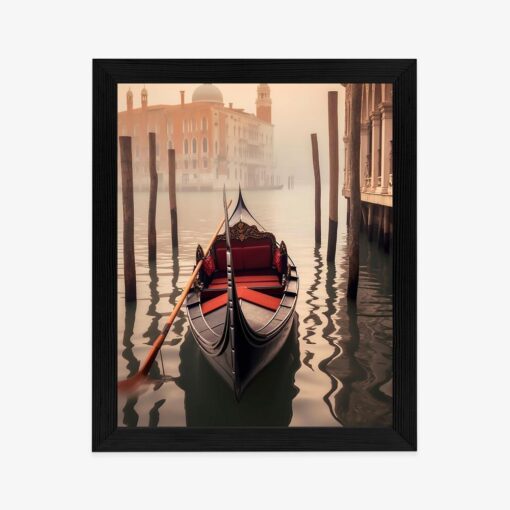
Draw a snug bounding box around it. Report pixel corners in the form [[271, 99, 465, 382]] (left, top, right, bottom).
[[200, 235, 286, 315]]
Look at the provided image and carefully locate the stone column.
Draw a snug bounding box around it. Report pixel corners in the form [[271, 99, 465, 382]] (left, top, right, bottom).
[[370, 111, 381, 191], [380, 102, 392, 194], [360, 122, 370, 192]]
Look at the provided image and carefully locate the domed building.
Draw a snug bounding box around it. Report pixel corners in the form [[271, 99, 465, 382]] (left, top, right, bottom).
[[118, 83, 276, 191], [191, 84, 224, 104]]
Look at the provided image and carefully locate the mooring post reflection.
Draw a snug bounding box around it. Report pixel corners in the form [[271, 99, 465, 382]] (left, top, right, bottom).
[[318, 235, 392, 427], [302, 247, 323, 346], [121, 301, 139, 426], [145, 262, 162, 381]]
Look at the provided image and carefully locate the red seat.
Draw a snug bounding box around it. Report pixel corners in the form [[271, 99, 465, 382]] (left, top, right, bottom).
[[210, 274, 279, 286], [201, 287, 281, 315], [214, 239, 272, 272]]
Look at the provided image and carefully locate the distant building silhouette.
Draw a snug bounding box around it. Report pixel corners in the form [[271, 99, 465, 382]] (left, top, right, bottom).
[[118, 84, 275, 190]]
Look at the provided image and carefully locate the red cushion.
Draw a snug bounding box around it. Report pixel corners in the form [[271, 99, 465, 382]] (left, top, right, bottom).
[[212, 275, 279, 284], [215, 247, 227, 271], [214, 238, 273, 271], [203, 254, 215, 276], [273, 248, 282, 273]]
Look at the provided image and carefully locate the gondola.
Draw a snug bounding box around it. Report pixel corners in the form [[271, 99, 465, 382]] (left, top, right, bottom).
[[186, 187, 299, 399]]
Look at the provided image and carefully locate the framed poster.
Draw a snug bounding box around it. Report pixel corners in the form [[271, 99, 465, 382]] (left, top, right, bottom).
[[93, 59, 416, 451]]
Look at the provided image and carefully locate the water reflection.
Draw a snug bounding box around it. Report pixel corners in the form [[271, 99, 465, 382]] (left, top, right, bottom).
[[302, 247, 323, 345], [145, 262, 162, 380], [318, 233, 392, 427], [167, 253, 185, 347], [121, 301, 139, 426], [318, 261, 343, 423], [121, 301, 139, 377], [117, 189, 393, 427], [175, 316, 300, 427]]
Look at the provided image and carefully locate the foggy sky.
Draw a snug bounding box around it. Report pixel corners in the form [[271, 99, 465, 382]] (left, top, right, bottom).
[[118, 83, 346, 187]]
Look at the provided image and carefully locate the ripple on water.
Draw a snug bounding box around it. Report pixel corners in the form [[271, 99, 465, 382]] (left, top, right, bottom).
[[117, 188, 392, 427]]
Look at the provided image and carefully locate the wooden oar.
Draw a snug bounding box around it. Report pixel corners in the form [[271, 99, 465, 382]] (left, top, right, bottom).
[[118, 199, 232, 393]]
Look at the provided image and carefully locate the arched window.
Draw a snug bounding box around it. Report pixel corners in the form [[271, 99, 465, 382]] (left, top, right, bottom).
[[184, 139, 188, 154], [202, 117, 207, 130], [192, 138, 197, 154], [202, 138, 208, 153]]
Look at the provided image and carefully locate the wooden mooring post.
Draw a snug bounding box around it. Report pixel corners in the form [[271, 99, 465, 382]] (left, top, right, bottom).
[[310, 133, 321, 245], [383, 206, 391, 252], [168, 148, 178, 250], [378, 205, 385, 248], [367, 203, 375, 241], [148, 132, 158, 261], [327, 90, 339, 262], [119, 136, 137, 301], [347, 84, 362, 300]]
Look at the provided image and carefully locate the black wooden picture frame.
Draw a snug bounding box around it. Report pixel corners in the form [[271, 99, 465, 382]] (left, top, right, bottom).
[[92, 59, 416, 451]]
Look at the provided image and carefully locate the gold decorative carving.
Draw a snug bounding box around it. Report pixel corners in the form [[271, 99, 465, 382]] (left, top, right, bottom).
[[216, 221, 276, 248]]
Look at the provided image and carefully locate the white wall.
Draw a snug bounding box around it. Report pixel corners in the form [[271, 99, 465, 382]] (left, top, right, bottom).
[[1, 1, 509, 509]]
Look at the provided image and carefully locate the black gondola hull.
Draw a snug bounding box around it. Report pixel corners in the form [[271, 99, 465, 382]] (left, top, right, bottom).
[[188, 308, 297, 398], [185, 187, 299, 399]]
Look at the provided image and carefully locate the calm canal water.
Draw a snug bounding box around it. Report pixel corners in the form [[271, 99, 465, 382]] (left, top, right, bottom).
[[117, 186, 392, 427]]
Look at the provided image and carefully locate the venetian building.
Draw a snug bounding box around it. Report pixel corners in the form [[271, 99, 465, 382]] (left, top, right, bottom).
[[342, 84, 393, 250], [118, 84, 275, 190]]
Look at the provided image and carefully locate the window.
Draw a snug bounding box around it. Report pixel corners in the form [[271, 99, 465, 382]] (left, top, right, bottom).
[[203, 159, 208, 168], [183, 173, 189, 184], [215, 141, 218, 155], [184, 160, 188, 169], [184, 139, 189, 154], [202, 138, 208, 153], [192, 138, 197, 154], [192, 160, 197, 169], [202, 117, 207, 130]]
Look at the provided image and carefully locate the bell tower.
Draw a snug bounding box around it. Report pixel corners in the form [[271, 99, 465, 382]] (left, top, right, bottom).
[[256, 83, 272, 123], [141, 85, 148, 110], [127, 88, 133, 112]]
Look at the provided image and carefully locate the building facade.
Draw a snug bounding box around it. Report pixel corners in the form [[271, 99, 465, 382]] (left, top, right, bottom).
[[342, 83, 393, 250], [118, 84, 275, 190]]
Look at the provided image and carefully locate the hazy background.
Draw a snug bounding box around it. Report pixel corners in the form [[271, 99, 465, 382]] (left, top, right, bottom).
[[118, 83, 346, 187]]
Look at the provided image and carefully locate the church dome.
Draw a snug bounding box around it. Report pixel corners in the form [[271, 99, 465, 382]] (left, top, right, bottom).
[[192, 84, 224, 104]]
